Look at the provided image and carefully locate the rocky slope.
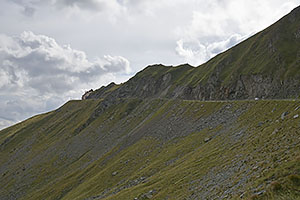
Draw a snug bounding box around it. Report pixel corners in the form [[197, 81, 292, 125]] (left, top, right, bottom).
[[1, 5, 300, 200], [86, 6, 300, 101], [0, 99, 300, 200]]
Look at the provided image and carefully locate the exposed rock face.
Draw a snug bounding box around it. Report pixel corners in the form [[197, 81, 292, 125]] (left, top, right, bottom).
[[84, 6, 300, 101], [82, 89, 94, 100], [85, 71, 300, 101], [184, 74, 300, 100], [2, 6, 300, 200], [86, 82, 117, 99]]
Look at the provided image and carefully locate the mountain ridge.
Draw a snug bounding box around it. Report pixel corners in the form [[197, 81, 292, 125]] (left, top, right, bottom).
[[1, 5, 300, 200], [85, 6, 300, 101]]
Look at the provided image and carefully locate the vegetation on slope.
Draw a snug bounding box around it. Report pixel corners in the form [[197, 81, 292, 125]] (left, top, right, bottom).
[[1, 5, 300, 200], [1, 99, 300, 199], [86, 6, 300, 101]]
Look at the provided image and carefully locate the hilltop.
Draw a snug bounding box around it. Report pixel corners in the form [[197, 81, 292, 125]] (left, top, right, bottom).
[[86, 6, 300, 101], [0, 5, 300, 200]]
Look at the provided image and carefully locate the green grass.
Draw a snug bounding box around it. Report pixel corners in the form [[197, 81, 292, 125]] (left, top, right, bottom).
[[120, 8, 300, 93], [1, 99, 300, 199], [1, 7, 300, 200]]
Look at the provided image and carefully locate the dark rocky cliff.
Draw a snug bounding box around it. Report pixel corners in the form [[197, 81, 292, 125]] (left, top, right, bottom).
[[2, 6, 300, 200], [85, 6, 300, 101]]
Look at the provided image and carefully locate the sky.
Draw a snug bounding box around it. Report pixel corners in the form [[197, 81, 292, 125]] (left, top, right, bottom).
[[0, 0, 299, 130]]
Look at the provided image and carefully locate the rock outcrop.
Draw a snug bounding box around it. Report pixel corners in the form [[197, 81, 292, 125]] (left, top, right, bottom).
[[82, 89, 94, 100], [85, 70, 300, 101], [1, 6, 300, 200], [84, 6, 300, 101]]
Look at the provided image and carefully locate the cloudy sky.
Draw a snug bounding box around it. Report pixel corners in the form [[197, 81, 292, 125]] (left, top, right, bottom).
[[0, 0, 299, 130]]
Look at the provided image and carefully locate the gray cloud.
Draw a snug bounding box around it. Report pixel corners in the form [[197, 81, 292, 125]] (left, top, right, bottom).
[[0, 31, 130, 94], [0, 31, 131, 129], [22, 5, 35, 16], [8, 0, 120, 15], [58, 0, 106, 11], [8, 0, 40, 16]]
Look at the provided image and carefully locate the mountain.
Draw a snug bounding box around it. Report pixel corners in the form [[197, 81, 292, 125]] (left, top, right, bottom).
[[86, 6, 300, 101], [1, 6, 300, 200]]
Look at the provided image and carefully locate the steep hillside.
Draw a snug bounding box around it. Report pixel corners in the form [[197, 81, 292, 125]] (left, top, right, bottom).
[[1, 5, 300, 200], [87, 6, 300, 101], [1, 99, 300, 199], [0, 99, 300, 199]]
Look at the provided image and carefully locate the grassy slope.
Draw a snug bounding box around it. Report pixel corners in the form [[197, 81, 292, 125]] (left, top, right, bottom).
[[1, 6, 300, 200], [193, 6, 300, 85], [0, 99, 299, 200], [0, 99, 101, 199], [124, 7, 300, 90]]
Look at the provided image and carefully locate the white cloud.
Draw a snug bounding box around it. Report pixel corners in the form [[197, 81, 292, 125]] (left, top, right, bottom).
[[175, 34, 250, 66], [174, 0, 299, 66], [0, 31, 131, 130], [0, 31, 131, 92]]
